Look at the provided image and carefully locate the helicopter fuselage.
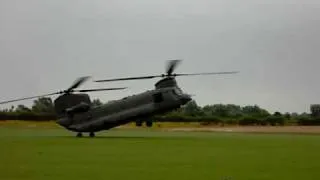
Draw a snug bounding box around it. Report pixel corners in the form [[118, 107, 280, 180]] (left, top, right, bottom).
[[56, 86, 191, 133]]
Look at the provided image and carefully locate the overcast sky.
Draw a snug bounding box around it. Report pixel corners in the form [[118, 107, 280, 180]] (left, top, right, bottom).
[[0, 0, 319, 113]]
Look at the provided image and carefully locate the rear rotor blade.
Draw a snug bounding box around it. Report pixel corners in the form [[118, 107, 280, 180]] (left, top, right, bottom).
[[173, 71, 239, 77], [0, 92, 60, 105], [166, 59, 182, 75], [94, 75, 162, 82], [75, 87, 128, 92], [66, 76, 91, 92]]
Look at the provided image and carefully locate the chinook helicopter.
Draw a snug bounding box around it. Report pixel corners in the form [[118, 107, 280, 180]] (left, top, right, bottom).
[[0, 60, 238, 137]]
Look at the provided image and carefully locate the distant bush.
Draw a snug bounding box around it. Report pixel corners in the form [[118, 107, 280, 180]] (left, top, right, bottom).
[[154, 115, 222, 124], [239, 116, 259, 125], [222, 118, 239, 125], [199, 116, 222, 124], [264, 115, 286, 126], [297, 116, 320, 125], [258, 118, 268, 126]]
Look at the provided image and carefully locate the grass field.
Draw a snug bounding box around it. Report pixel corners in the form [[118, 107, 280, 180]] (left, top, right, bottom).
[[1, 121, 320, 180]]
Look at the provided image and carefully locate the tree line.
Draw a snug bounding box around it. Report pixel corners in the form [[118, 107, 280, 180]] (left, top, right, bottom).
[[155, 101, 320, 126], [1, 97, 320, 126]]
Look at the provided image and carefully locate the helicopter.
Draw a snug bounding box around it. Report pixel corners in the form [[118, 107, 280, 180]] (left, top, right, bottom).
[[0, 60, 238, 137]]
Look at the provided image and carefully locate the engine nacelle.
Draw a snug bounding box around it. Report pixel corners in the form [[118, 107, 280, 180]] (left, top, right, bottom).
[[66, 102, 90, 114]]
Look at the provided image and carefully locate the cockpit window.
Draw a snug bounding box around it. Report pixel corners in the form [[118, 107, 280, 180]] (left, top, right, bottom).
[[173, 88, 183, 95]]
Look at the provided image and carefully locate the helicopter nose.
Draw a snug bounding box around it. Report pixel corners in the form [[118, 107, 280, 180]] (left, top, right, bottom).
[[180, 94, 192, 104], [56, 117, 70, 127]]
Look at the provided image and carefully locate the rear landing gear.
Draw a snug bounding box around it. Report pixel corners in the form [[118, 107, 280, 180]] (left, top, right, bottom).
[[76, 132, 95, 137], [136, 120, 143, 127], [146, 120, 153, 127], [76, 132, 83, 137], [89, 132, 95, 137]]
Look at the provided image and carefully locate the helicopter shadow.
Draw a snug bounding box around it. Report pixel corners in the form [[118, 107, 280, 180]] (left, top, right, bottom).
[[56, 135, 170, 140]]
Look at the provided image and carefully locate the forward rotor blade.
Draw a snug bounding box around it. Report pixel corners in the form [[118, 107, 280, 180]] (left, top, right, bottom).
[[166, 59, 182, 75], [173, 71, 239, 77], [67, 76, 91, 92], [94, 75, 162, 82], [75, 87, 127, 92], [0, 92, 60, 105]]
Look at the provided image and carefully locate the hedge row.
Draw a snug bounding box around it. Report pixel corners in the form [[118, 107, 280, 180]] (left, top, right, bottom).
[[297, 117, 320, 125], [1, 112, 320, 126], [153, 115, 320, 126], [0, 112, 56, 121]]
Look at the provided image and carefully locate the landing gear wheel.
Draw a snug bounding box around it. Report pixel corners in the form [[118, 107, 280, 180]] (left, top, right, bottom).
[[89, 132, 95, 137], [76, 132, 83, 137], [146, 121, 153, 127], [136, 120, 143, 127]]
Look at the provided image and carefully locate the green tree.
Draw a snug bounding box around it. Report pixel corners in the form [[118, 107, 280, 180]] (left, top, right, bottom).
[[183, 100, 204, 116], [31, 97, 55, 114], [274, 111, 282, 116], [242, 105, 269, 117], [203, 104, 242, 118], [9, 106, 15, 112], [1, 106, 15, 113], [15, 104, 31, 113], [310, 104, 320, 117], [92, 98, 103, 107]]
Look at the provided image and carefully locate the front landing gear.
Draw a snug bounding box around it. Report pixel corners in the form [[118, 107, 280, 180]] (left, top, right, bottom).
[[89, 132, 95, 137], [76, 132, 95, 137]]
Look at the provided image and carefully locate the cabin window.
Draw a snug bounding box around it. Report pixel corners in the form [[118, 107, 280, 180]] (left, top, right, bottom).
[[153, 93, 163, 103]]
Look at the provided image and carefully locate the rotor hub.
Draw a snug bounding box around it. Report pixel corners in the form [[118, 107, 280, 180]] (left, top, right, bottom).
[[155, 77, 178, 89]]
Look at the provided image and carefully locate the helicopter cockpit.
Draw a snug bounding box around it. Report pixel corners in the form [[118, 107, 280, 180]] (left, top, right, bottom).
[[172, 87, 192, 104], [172, 86, 183, 95], [157, 86, 191, 105], [54, 93, 92, 117]]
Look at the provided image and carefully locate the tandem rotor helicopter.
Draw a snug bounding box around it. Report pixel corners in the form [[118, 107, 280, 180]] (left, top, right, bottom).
[[0, 60, 238, 137]]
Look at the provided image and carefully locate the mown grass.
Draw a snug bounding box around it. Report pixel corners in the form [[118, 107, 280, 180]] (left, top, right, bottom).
[[0, 122, 320, 180]]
